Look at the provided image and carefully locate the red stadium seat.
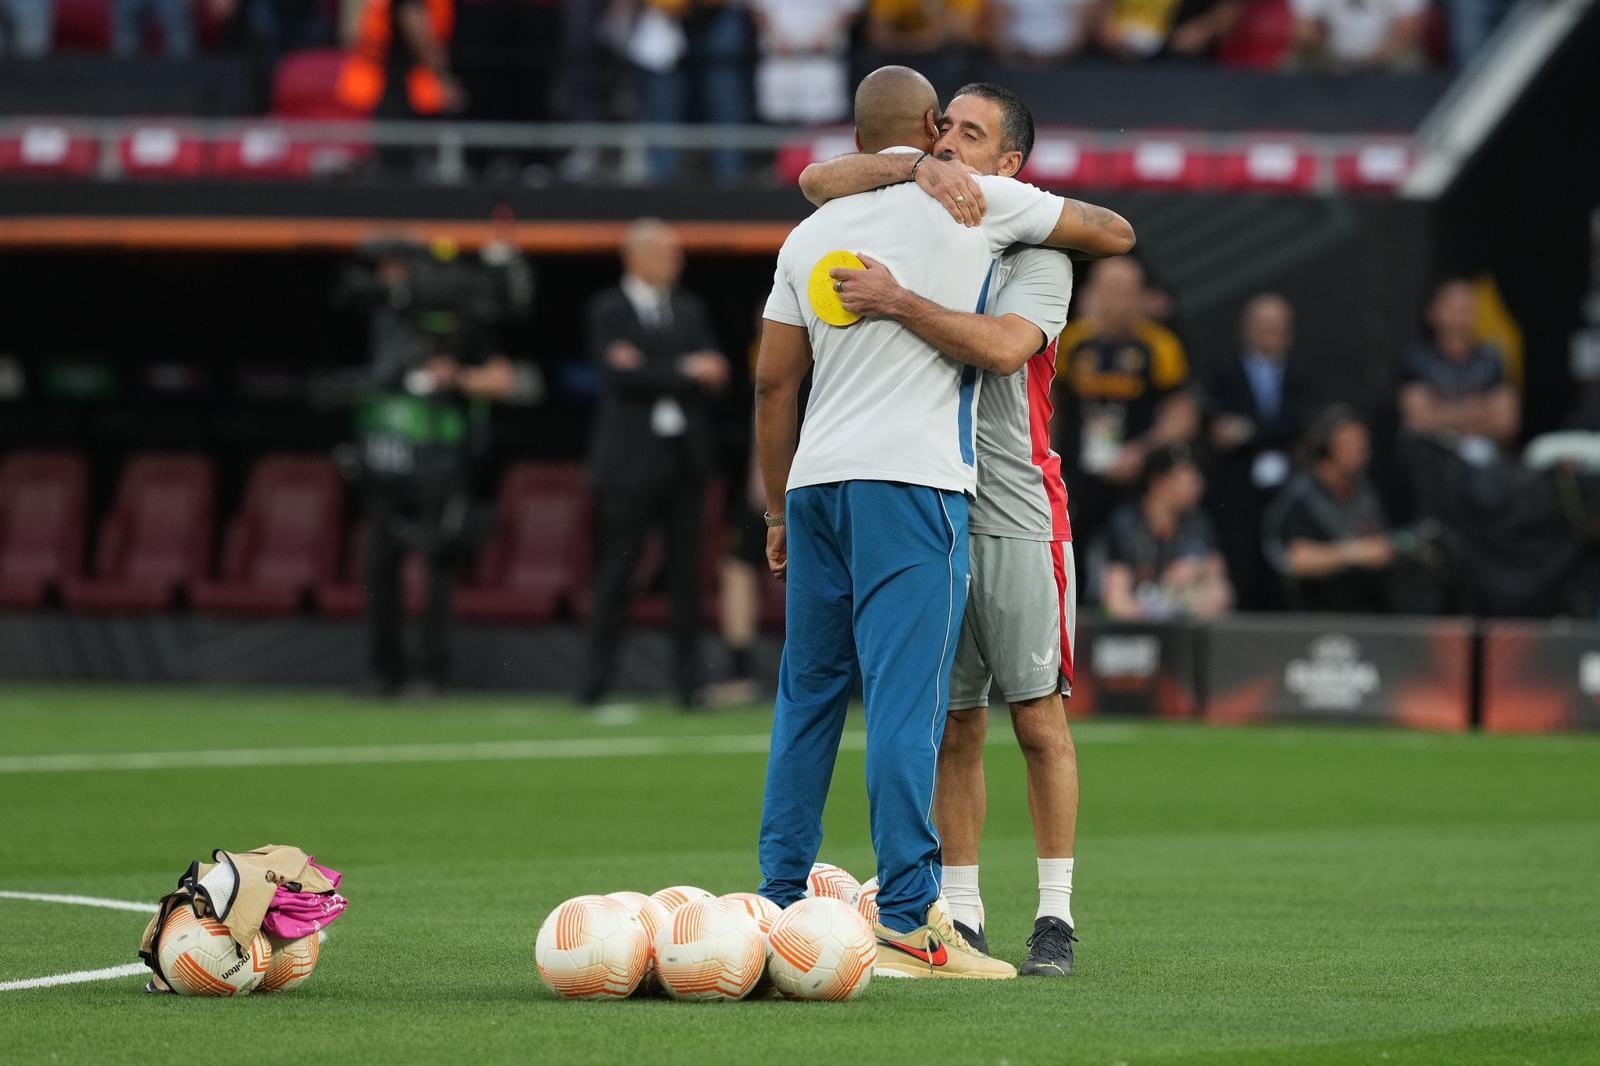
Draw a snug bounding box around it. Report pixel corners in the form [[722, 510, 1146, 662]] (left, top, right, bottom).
[[210, 126, 299, 180], [271, 48, 363, 119], [1105, 136, 1213, 190], [1218, 0, 1293, 69], [64, 453, 214, 612], [315, 522, 427, 619], [0, 124, 99, 177], [53, 0, 109, 51], [191, 456, 344, 615], [1019, 132, 1109, 190], [1334, 140, 1412, 192], [0, 451, 88, 608], [118, 124, 205, 179], [1215, 138, 1317, 192], [456, 464, 592, 624], [772, 130, 857, 187]]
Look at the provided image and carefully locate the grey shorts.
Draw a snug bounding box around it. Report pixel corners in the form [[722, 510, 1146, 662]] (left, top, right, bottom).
[[949, 536, 1076, 710]]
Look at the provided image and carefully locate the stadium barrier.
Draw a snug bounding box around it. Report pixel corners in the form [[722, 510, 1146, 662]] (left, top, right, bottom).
[[2, 610, 1595, 732]]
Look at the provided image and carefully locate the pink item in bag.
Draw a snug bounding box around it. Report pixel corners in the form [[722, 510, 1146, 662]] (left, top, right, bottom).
[[262, 859, 349, 940]]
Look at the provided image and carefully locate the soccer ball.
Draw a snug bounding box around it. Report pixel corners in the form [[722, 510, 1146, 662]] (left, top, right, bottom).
[[856, 877, 880, 927], [606, 890, 671, 995], [767, 897, 876, 1002], [720, 892, 781, 936], [766, 896, 876, 1002], [259, 933, 320, 992], [649, 885, 715, 914], [805, 863, 862, 906], [156, 906, 271, 996], [535, 894, 651, 1000], [653, 898, 766, 1002]]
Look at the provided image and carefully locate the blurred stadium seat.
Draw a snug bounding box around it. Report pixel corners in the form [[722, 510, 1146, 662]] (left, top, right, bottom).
[[0, 451, 88, 609], [191, 455, 344, 615], [0, 124, 99, 177], [457, 463, 592, 624], [118, 124, 205, 180], [63, 453, 214, 612], [1215, 137, 1318, 192]]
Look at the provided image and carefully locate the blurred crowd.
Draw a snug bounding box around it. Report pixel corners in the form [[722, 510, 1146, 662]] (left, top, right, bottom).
[[1, 0, 1509, 119]]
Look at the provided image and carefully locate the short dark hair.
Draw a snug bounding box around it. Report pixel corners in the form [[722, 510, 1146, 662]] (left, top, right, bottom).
[[951, 82, 1035, 166], [1140, 441, 1195, 494]]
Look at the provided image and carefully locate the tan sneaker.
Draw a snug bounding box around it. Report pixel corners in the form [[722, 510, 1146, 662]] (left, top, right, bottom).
[[873, 901, 1017, 979]]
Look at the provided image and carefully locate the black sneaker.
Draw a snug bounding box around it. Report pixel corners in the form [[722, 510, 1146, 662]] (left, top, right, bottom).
[[1020, 916, 1076, 976], [952, 919, 989, 956]]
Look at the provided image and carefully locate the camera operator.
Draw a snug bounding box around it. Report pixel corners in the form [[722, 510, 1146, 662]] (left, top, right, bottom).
[[344, 236, 528, 698]]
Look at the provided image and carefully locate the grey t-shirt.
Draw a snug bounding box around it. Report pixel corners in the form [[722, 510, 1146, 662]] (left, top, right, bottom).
[[968, 246, 1075, 541]]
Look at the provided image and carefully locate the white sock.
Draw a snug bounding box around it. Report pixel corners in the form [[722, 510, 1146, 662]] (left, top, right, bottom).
[[941, 865, 985, 931], [1037, 857, 1075, 928]]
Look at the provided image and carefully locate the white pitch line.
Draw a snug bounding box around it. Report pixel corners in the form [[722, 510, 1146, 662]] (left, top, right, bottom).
[[0, 963, 149, 992], [0, 732, 836, 775], [0, 891, 155, 913]]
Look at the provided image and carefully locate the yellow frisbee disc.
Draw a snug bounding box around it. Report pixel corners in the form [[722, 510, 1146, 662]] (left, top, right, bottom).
[[808, 250, 865, 328]]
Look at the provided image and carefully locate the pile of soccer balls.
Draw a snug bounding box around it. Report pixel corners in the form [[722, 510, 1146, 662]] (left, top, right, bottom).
[[155, 907, 323, 997], [536, 863, 882, 1003]]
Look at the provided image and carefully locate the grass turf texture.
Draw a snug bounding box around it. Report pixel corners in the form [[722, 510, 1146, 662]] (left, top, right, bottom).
[[1, 685, 1598, 1065]]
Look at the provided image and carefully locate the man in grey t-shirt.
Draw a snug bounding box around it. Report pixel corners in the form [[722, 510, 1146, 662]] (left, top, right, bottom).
[[802, 80, 1133, 977]]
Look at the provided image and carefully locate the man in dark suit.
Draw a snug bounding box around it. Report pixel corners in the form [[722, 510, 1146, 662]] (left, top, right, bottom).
[[580, 219, 730, 708], [1202, 293, 1318, 610]]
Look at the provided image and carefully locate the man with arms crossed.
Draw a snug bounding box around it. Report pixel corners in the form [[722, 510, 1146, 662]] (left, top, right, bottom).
[[799, 82, 1105, 976], [758, 66, 1132, 980]]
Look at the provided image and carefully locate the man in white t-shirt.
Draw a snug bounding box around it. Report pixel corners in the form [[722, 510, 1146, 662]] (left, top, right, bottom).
[[748, 0, 863, 125], [754, 65, 1132, 980], [988, 0, 1098, 63], [1288, 0, 1425, 69]]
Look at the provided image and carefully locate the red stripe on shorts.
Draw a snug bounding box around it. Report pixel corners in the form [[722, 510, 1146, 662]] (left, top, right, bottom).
[[1027, 340, 1072, 542], [1050, 540, 1074, 688]]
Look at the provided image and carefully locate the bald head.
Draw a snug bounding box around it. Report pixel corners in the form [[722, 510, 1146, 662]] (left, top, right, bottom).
[[622, 218, 682, 289], [854, 66, 939, 155]]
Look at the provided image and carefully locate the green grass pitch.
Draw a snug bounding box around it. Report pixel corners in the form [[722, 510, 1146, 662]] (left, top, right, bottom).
[[1, 684, 1598, 1064]]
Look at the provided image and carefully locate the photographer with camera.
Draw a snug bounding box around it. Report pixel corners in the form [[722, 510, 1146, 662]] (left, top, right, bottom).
[[342, 235, 530, 698]]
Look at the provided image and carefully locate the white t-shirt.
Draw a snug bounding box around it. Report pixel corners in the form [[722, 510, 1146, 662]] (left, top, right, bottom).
[[748, 0, 861, 53], [763, 151, 1065, 495], [1290, 0, 1423, 61], [990, 0, 1096, 57]]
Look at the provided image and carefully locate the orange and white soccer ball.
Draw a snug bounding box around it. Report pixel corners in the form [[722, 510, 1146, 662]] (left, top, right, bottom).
[[535, 894, 651, 1000], [259, 933, 320, 992], [156, 907, 271, 996], [805, 863, 862, 907], [649, 885, 715, 914], [606, 890, 672, 994], [767, 897, 875, 1001], [856, 877, 880, 926], [720, 892, 781, 937], [653, 898, 766, 1002]]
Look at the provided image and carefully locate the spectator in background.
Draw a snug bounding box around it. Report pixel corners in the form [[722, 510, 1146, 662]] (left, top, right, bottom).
[[113, 0, 193, 56], [867, 0, 979, 53], [1262, 405, 1395, 612], [1054, 256, 1198, 579], [625, 0, 752, 184], [580, 220, 730, 711], [1101, 443, 1232, 620], [1287, 0, 1424, 71], [1203, 293, 1317, 610], [337, 0, 465, 157], [1095, 0, 1243, 60], [1, 0, 52, 56], [1399, 278, 1520, 452], [985, 0, 1097, 64], [1449, 0, 1514, 65], [748, 0, 860, 126], [209, 0, 332, 59]]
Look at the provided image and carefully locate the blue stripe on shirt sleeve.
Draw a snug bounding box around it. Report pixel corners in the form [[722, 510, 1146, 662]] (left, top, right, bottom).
[[957, 260, 998, 467]]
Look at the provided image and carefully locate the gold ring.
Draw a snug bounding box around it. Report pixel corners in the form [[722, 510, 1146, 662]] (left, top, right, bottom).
[[834, 281, 843, 292], [954, 195, 965, 203]]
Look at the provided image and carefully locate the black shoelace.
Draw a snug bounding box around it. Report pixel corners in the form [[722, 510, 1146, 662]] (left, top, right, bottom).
[[1027, 921, 1078, 958]]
